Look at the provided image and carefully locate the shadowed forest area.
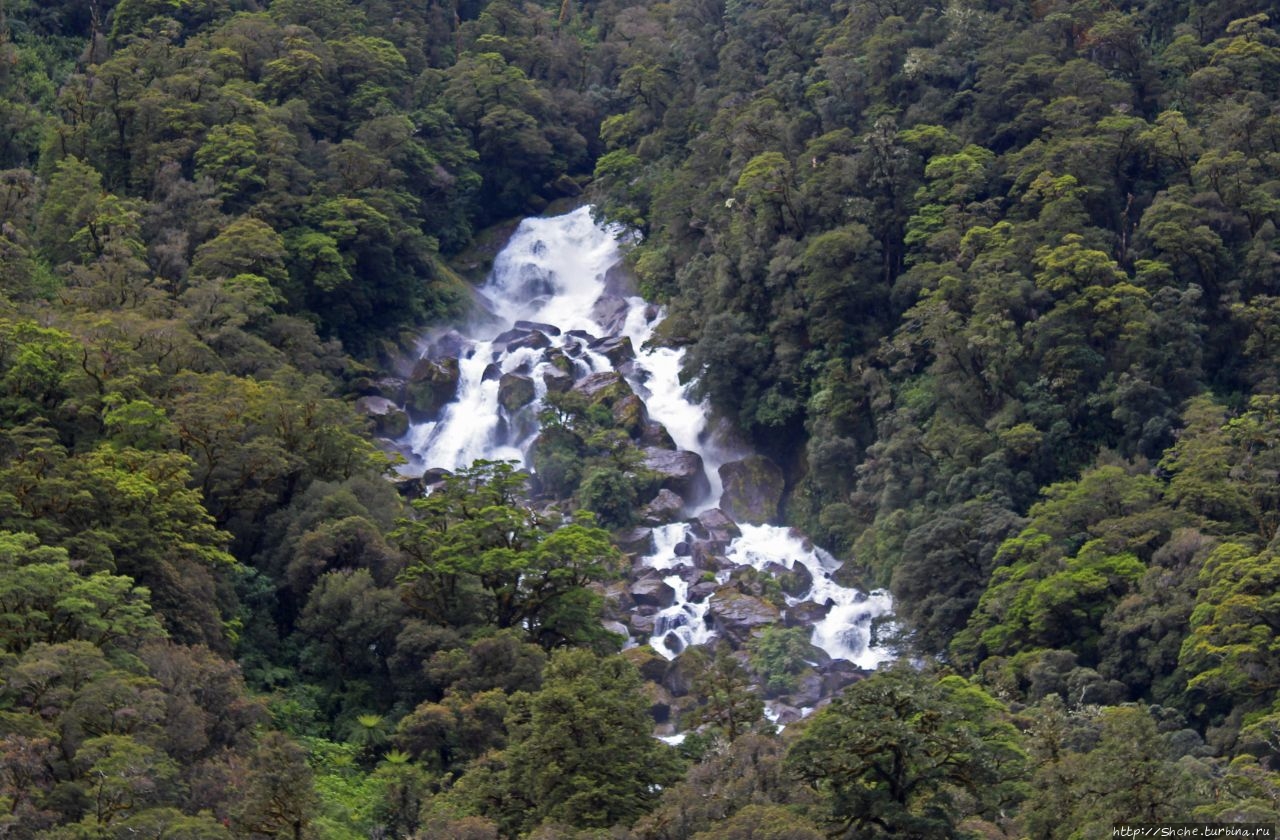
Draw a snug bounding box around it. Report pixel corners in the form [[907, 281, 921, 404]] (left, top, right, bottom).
[[3, 0, 1280, 837]]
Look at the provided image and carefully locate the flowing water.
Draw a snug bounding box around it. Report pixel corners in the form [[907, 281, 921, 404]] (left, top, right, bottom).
[[403, 206, 893, 669]]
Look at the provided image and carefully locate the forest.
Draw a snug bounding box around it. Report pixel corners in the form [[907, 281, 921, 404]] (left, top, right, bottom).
[[2, 0, 1280, 837]]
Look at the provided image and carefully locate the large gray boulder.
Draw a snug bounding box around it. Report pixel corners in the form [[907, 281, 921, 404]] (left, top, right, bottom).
[[498, 373, 536, 412], [631, 576, 677, 609], [590, 295, 631, 336], [573, 370, 632, 401], [708, 587, 780, 645], [590, 334, 635, 367], [404, 357, 460, 422], [718, 455, 785, 525], [639, 489, 685, 526], [355, 396, 409, 439], [643, 448, 710, 502], [694, 508, 742, 543]]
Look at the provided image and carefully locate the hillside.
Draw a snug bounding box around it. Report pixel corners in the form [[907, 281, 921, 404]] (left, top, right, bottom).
[[2, 0, 1280, 837]]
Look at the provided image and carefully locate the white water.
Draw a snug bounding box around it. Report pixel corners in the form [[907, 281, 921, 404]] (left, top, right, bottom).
[[402, 206, 893, 670]]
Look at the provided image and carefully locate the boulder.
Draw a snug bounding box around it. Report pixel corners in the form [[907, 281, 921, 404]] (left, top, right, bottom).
[[602, 620, 631, 642], [642, 448, 710, 501], [708, 587, 780, 645], [628, 612, 657, 636], [603, 260, 638, 297], [355, 396, 410, 439], [688, 580, 718, 603], [404, 357, 460, 422], [639, 420, 676, 449], [763, 561, 814, 599], [694, 508, 742, 543], [613, 526, 655, 556], [514, 319, 561, 336], [482, 362, 502, 382], [590, 334, 635, 367], [491, 327, 529, 346], [507, 330, 552, 352], [573, 370, 631, 401], [820, 660, 869, 696], [631, 576, 676, 609], [542, 366, 574, 394], [391, 475, 426, 499], [640, 489, 685, 526], [612, 393, 649, 438], [427, 329, 472, 360], [784, 671, 826, 708], [784, 600, 832, 628], [718, 455, 785, 525], [545, 348, 574, 373], [662, 652, 704, 697], [622, 645, 671, 683], [498, 372, 536, 412], [590, 294, 631, 335]]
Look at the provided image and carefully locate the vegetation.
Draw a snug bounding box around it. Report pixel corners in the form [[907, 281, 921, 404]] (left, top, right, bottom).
[[3, 0, 1280, 837]]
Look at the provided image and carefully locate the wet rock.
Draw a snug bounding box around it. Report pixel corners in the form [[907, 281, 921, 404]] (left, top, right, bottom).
[[602, 620, 630, 641], [391, 475, 426, 498], [673, 539, 692, 557], [688, 580, 718, 603], [507, 331, 552, 352], [662, 653, 704, 697], [631, 577, 676, 609], [566, 328, 598, 343], [591, 580, 635, 614], [614, 526, 655, 555], [603, 260, 638, 297], [573, 370, 631, 401], [514, 319, 561, 336], [662, 632, 684, 655], [590, 334, 635, 367], [708, 588, 780, 645], [639, 420, 676, 449], [640, 489, 685, 526], [622, 646, 670, 683], [785, 672, 826, 708], [820, 660, 869, 696], [719, 455, 786, 526], [542, 366, 574, 393], [428, 329, 472, 360], [405, 357, 460, 422], [769, 704, 806, 726], [498, 373, 536, 412], [612, 393, 649, 438], [692, 543, 734, 572], [763, 561, 814, 599], [355, 396, 410, 439], [694, 508, 742, 543], [643, 448, 710, 501], [482, 362, 502, 382], [491, 327, 529, 346], [784, 600, 832, 628], [590, 294, 631, 335], [545, 348, 574, 373], [629, 612, 657, 636]]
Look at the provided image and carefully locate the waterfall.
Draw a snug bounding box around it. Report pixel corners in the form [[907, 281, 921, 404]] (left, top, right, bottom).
[[401, 206, 893, 672]]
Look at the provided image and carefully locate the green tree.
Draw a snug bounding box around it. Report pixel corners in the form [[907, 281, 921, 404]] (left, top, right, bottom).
[[393, 461, 624, 648], [786, 665, 1025, 838], [497, 649, 684, 833]]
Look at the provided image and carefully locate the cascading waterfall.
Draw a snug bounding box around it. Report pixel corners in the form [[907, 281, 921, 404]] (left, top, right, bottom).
[[402, 205, 893, 681]]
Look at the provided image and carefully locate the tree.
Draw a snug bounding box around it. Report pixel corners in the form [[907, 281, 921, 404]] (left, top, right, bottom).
[[495, 649, 684, 833], [0, 531, 164, 655], [393, 460, 624, 648], [786, 665, 1025, 838]]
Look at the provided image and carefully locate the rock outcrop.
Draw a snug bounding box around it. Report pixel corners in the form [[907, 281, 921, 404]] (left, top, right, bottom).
[[718, 454, 785, 525]]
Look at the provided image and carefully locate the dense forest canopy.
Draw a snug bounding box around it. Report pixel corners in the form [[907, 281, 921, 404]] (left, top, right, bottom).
[[3, 0, 1280, 836]]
